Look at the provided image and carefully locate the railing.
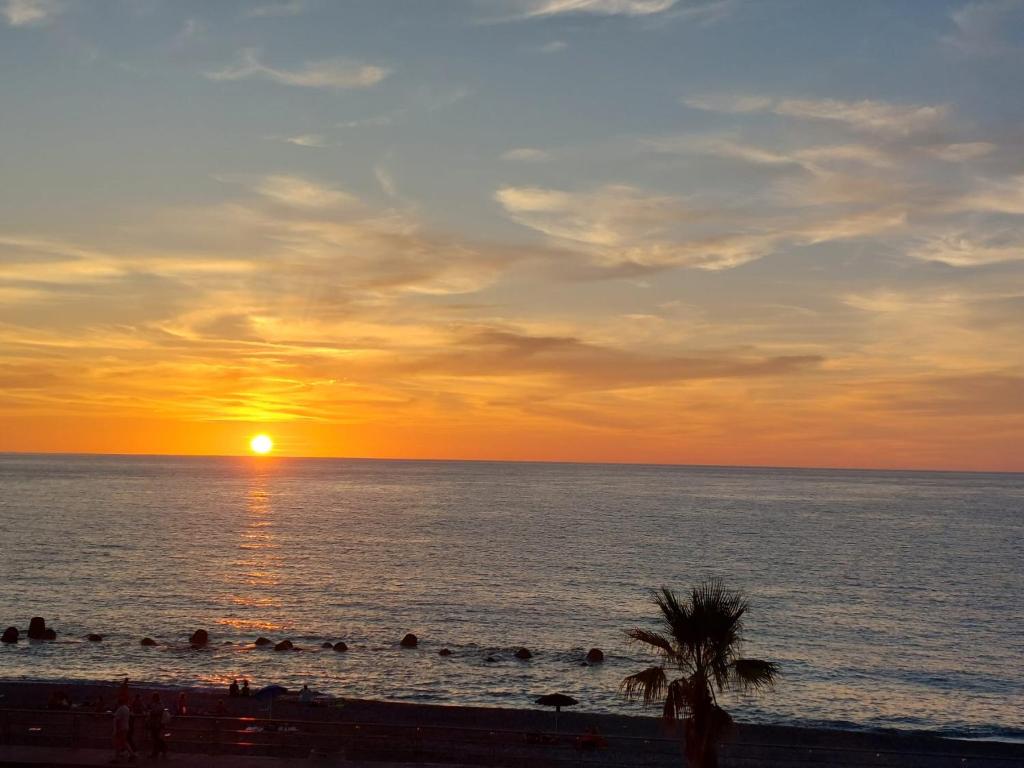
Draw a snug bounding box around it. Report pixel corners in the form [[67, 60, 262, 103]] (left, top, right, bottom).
[[0, 708, 1019, 768]]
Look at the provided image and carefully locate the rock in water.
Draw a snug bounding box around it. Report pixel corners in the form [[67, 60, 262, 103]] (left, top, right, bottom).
[[27, 617, 46, 639], [140, 637, 157, 646], [399, 633, 418, 648], [274, 639, 294, 651], [189, 629, 209, 646], [87, 633, 102, 642], [438, 648, 452, 656], [484, 655, 497, 663], [321, 641, 333, 649], [586, 648, 605, 663], [255, 637, 272, 646], [43, 628, 57, 640], [1, 627, 17, 644], [514, 647, 532, 660], [333, 642, 348, 652]]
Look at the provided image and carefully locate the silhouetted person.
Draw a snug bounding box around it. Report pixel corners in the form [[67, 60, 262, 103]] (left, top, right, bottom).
[[299, 684, 313, 705], [112, 701, 134, 762], [228, 679, 240, 698], [128, 694, 144, 754], [147, 694, 167, 758], [176, 691, 187, 716], [241, 680, 250, 697]]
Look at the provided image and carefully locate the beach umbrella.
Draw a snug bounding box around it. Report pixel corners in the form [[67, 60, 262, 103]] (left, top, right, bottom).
[[254, 685, 288, 720], [535, 693, 578, 732]]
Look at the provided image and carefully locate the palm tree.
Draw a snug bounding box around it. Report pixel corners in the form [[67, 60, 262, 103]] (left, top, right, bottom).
[[621, 580, 779, 768]]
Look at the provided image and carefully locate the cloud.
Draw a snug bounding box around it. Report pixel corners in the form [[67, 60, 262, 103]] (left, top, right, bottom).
[[909, 232, 1024, 266], [280, 133, 331, 148], [207, 49, 389, 89], [683, 94, 949, 136], [393, 327, 823, 389], [944, 0, 1024, 56], [246, 0, 308, 18], [501, 147, 550, 162], [505, 0, 679, 18], [923, 142, 996, 162], [496, 181, 910, 272], [3, 0, 62, 26], [253, 175, 357, 208]]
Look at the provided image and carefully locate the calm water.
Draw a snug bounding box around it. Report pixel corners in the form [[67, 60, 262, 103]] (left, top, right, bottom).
[[0, 454, 1021, 739]]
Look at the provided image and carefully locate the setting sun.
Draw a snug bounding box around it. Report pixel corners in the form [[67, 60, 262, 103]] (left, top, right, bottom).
[[250, 434, 273, 455]]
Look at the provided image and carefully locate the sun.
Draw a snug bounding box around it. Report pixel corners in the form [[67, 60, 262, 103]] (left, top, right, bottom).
[[249, 434, 273, 455]]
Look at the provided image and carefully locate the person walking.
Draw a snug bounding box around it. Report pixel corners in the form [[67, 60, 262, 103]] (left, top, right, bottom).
[[127, 693, 144, 755], [112, 700, 135, 762], [147, 693, 168, 758]]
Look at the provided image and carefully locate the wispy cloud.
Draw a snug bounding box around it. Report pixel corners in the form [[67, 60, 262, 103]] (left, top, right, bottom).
[[2, 0, 62, 26], [501, 147, 551, 162], [944, 0, 1024, 56], [505, 0, 679, 18], [272, 133, 332, 148], [909, 232, 1024, 266], [684, 94, 950, 136], [246, 0, 308, 18], [207, 49, 389, 89], [252, 175, 357, 208]]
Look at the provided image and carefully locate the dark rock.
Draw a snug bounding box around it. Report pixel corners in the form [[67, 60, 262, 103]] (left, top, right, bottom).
[[274, 639, 294, 651], [28, 617, 46, 639], [333, 642, 348, 652], [189, 629, 209, 646], [586, 648, 605, 663], [399, 633, 418, 648], [140, 637, 157, 646], [514, 647, 532, 660], [43, 628, 57, 640], [87, 633, 102, 642], [1, 627, 17, 644], [438, 648, 452, 656], [321, 642, 333, 649], [484, 655, 497, 663], [255, 637, 272, 646]]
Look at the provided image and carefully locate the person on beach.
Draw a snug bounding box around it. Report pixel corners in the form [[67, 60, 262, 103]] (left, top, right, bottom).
[[241, 679, 250, 697], [176, 690, 187, 716], [128, 694, 144, 754], [147, 694, 168, 758], [300, 684, 313, 705], [229, 679, 240, 697], [118, 677, 131, 706], [112, 700, 135, 762]]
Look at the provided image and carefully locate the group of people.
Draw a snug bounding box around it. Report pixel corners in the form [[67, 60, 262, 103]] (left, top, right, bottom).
[[227, 678, 251, 698], [111, 679, 171, 763]]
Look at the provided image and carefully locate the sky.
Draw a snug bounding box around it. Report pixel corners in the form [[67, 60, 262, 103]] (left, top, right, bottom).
[[1, 0, 1022, 470]]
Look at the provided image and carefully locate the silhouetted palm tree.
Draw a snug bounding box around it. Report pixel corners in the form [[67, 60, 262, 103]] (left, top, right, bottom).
[[621, 580, 779, 768]]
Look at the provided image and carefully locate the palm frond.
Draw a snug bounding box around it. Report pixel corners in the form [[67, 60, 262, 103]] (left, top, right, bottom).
[[729, 658, 780, 693], [662, 679, 694, 722], [626, 627, 675, 657], [620, 665, 667, 706]]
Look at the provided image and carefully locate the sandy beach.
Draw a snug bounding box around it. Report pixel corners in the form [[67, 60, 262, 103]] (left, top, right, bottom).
[[1, 679, 1021, 767]]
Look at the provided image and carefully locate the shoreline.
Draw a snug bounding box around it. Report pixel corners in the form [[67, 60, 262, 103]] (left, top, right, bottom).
[[0, 676, 1021, 745], [1, 678, 1022, 767]]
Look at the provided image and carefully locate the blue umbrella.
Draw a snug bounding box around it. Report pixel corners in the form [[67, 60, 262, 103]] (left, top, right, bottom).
[[254, 685, 288, 720]]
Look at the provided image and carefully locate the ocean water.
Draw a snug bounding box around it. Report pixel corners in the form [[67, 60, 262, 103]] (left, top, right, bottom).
[[0, 454, 1021, 739]]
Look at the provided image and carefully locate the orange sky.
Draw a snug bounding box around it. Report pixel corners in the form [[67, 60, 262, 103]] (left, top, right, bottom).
[[1, 2, 1022, 472]]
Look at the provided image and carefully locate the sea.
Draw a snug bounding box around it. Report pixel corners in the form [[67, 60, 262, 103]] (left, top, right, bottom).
[[0, 454, 1021, 740]]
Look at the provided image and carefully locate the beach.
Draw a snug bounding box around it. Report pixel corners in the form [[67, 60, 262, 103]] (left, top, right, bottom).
[[0, 680, 1021, 767]]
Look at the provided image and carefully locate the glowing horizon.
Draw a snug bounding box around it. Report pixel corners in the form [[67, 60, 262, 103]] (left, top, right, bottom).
[[1, 2, 1022, 472]]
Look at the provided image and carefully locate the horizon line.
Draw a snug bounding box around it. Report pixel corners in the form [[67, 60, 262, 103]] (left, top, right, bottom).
[[1, 449, 1020, 476]]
